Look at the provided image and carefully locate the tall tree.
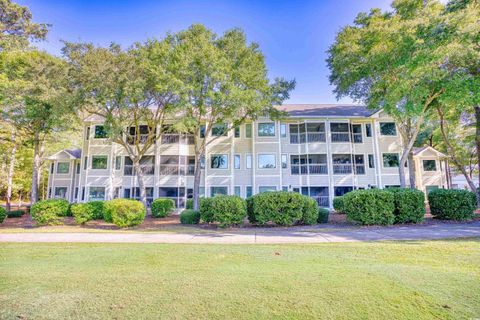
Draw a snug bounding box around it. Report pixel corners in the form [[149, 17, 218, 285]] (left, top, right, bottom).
[[63, 42, 181, 206], [169, 25, 294, 210], [327, 0, 457, 188]]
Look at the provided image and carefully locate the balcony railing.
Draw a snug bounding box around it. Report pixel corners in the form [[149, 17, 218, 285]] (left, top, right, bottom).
[[312, 196, 329, 208], [127, 134, 153, 145], [291, 164, 328, 175], [352, 133, 363, 143], [290, 133, 326, 144], [307, 132, 326, 143], [159, 165, 195, 176], [333, 164, 353, 174], [161, 134, 194, 145], [124, 165, 155, 176], [354, 165, 365, 175], [290, 133, 306, 144], [331, 132, 350, 142]]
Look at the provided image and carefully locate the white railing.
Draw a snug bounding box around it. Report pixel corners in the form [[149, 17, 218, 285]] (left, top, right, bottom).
[[354, 165, 365, 175], [352, 133, 363, 143], [312, 196, 329, 207], [333, 164, 352, 174], [331, 132, 350, 142], [308, 164, 328, 174], [307, 132, 326, 143], [124, 165, 155, 176], [127, 134, 152, 145], [161, 134, 194, 145], [159, 164, 196, 176]]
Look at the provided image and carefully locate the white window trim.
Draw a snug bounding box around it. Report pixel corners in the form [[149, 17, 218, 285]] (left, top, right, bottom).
[[381, 152, 400, 169], [210, 154, 229, 170], [422, 159, 438, 172], [281, 154, 288, 169], [245, 123, 252, 138], [258, 186, 277, 193], [91, 155, 109, 170], [257, 153, 277, 169], [257, 122, 276, 138], [245, 153, 252, 169], [234, 154, 241, 170], [210, 185, 229, 197], [234, 185, 242, 197], [93, 124, 108, 139], [379, 122, 398, 137], [54, 186, 68, 199], [88, 186, 106, 201], [280, 123, 288, 138], [56, 162, 70, 174], [245, 185, 253, 198]]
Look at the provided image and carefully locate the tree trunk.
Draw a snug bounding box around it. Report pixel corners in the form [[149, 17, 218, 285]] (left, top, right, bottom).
[[193, 150, 203, 211], [474, 106, 480, 206], [6, 128, 17, 212], [133, 160, 147, 207], [30, 135, 41, 204], [399, 150, 409, 188], [408, 151, 416, 189]]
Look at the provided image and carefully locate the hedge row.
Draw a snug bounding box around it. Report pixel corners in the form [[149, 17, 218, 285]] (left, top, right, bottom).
[[428, 189, 476, 220], [151, 198, 175, 218], [0, 207, 6, 223]]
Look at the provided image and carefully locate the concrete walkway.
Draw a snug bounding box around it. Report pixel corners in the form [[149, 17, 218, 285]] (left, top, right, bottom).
[[1, 221, 479, 244]]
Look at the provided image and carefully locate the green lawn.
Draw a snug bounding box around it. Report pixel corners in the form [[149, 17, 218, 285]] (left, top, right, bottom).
[[0, 240, 479, 320]]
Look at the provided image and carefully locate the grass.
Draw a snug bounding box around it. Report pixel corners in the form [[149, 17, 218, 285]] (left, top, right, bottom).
[[0, 240, 479, 320]]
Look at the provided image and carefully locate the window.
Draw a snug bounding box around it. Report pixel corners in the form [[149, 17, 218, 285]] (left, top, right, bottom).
[[291, 154, 327, 175], [234, 126, 240, 138], [57, 162, 70, 174], [211, 186, 228, 197], [54, 187, 67, 199], [383, 153, 400, 168], [113, 187, 121, 199], [127, 125, 155, 144], [380, 122, 397, 136], [259, 186, 276, 193], [334, 186, 353, 197], [200, 156, 205, 169], [299, 186, 329, 207], [365, 123, 372, 137], [385, 185, 401, 189], [353, 155, 365, 174], [282, 186, 288, 191], [246, 154, 252, 169], [211, 154, 228, 169], [258, 154, 276, 169], [84, 157, 87, 170], [289, 123, 305, 144], [246, 186, 253, 198], [368, 154, 375, 168], [280, 123, 287, 137], [81, 187, 85, 200], [159, 187, 186, 207], [48, 187, 52, 198], [234, 186, 241, 197], [132, 187, 154, 204], [89, 187, 106, 201], [74, 187, 79, 200], [94, 125, 107, 138], [245, 124, 252, 138], [115, 156, 121, 170], [76, 163, 80, 174], [426, 185, 439, 194], [85, 126, 90, 140], [200, 125, 206, 138], [124, 188, 131, 198], [351, 124, 362, 143], [281, 154, 288, 169], [330, 123, 350, 142], [91, 156, 108, 169], [50, 163, 54, 174], [306, 123, 326, 142], [423, 160, 437, 171], [234, 154, 241, 169], [125, 156, 155, 175], [258, 123, 275, 137], [332, 154, 352, 174], [211, 123, 227, 136]]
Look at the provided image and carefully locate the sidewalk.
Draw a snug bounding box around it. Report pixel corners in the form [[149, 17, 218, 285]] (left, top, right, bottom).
[[1, 221, 479, 244]]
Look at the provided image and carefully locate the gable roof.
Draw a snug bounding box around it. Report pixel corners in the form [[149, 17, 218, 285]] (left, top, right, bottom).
[[275, 104, 376, 118], [48, 148, 82, 160], [412, 146, 446, 157]]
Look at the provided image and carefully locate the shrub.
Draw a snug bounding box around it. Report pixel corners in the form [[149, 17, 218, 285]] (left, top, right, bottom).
[[428, 189, 476, 221], [333, 196, 345, 213], [6, 210, 24, 218], [88, 201, 105, 220], [0, 207, 6, 223], [301, 196, 319, 225], [180, 209, 200, 224], [247, 191, 305, 226], [70, 203, 94, 225], [104, 199, 146, 228], [199, 197, 215, 223], [186, 199, 193, 210], [386, 188, 425, 224], [151, 198, 175, 218], [343, 189, 395, 225], [200, 195, 246, 227], [317, 208, 330, 223], [30, 199, 70, 226]]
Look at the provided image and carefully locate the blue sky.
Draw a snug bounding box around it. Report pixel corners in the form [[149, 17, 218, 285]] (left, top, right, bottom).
[[20, 0, 393, 104]]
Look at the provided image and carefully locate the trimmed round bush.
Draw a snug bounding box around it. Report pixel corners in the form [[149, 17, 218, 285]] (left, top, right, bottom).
[[386, 188, 425, 224], [186, 199, 194, 210], [180, 209, 200, 224], [88, 201, 105, 220], [104, 199, 146, 228], [428, 189, 476, 221], [333, 196, 345, 213], [200, 195, 246, 227], [301, 196, 319, 225], [7, 210, 24, 218], [247, 191, 305, 226], [151, 198, 175, 218], [0, 207, 6, 223], [343, 189, 395, 225], [70, 203, 94, 225], [317, 208, 330, 223], [30, 199, 70, 226]]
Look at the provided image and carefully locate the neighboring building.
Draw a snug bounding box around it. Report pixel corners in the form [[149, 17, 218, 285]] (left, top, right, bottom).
[[46, 104, 448, 209]]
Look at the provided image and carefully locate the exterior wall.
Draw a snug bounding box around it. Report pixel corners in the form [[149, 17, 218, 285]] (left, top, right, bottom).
[[413, 148, 448, 196], [46, 113, 424, 209]]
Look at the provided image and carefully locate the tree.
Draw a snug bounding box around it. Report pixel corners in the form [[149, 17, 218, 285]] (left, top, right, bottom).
[[63, 42, 181, 206], [0, 0, 48, 50], [169, 25, 294, 210], [0, 50, 74, 204], [327, 0, 458, 188]]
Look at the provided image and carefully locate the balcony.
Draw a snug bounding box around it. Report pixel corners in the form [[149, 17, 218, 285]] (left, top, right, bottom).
[[290, 133, 326, 144], [333, 164, 352, 174], [352, 133, 362, 143], [159, 164, 195, 176], [312, 196, 329, 207], [331, 132, 350, 142], [290, 133, 306, 144], [124, 165, 155, 176], [291, 164, 328, 175], [127, 134, 152, 145], [307, 132, 326, 143], [161, 134, 194, 145]]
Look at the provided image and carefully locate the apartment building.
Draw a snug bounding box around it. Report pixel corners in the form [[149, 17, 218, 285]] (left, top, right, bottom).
[[46, 104, 448, 209]]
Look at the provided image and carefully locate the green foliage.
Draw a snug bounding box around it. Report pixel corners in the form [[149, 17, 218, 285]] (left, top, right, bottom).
[[333, 196, 345, 213], [199, 195, 246, 227], [186, 199, 193, 210], [180, 209, 200, 225], [6, 210, 24, 218], [151, 198, 175, 218], [87, 201, 105, 220], [317, 208, 330, 224], [386, 188, 425, 224], [247, 191, 305, 226], [70, 203, 94, 225], [301, 196, 319, 225], [343, 190, 395, 226], [0, 207, 6, 223], [30, 199, 69, 226], [428, 189, 476, 221], [104, 199, 146, 228]]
